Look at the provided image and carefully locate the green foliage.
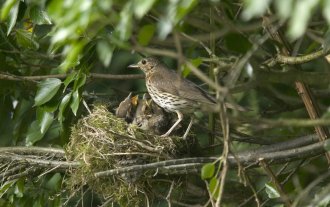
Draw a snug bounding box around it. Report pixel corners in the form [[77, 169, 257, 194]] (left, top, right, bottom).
[[242, 0, 330, 40], [265, 182, 280, 199], [1, 0, 330, 206], [34, 78, 62, 106], [201, 163, 215, 179], [138, 24, 156, 46]]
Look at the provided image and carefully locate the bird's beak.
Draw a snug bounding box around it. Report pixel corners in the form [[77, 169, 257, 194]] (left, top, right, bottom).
[[128, 64, 139, 69]]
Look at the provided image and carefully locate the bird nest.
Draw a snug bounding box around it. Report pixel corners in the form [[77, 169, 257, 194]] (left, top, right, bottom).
[[65, 104, 190, 206]]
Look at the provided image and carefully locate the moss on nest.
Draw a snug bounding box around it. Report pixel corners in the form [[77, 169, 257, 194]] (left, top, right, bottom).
[[66, 104, 188, 206]]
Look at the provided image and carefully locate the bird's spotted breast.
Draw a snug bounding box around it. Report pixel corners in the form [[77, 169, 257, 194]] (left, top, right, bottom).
[[147, 84, 195, 113]]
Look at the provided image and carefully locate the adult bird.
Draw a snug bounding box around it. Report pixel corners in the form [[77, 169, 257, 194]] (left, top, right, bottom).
[[128, 57, 236, 139]]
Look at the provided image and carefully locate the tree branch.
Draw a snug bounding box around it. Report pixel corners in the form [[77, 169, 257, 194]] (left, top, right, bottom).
[[0, 72, 144, 82], [0, 135, 325, 177], [266, 49, 329, 67]]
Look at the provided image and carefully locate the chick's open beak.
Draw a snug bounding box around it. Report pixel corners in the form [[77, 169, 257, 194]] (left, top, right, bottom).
[[128, 64, 139, 69]]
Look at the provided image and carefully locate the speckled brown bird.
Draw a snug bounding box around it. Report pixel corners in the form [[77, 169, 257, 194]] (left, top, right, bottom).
[[128, 57, 233, 138]]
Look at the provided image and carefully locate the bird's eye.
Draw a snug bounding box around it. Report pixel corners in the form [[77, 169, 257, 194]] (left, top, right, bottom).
[[141, 60, 147, 65]]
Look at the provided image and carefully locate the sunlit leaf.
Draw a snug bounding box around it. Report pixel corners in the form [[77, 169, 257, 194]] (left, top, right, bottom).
[[96, 1, 112, 12], [324, 0, 330, 24], [97, 39, 115, 67], [241, 0, 271, 20], [158, 0, 197, 39], [0, 0, 17, 21], [175, 0, 198, 22], [60, 41, 86, 72], [6, 0, 19, 35], [138, 24, 155, 46], [133, 0, 156, 18], [201, 163, 215, 180], [63, 72, 77, 91], [51, 27, 76, 45], [74, 73, 86, 90], [58, 93, 71, 122], [274, 0, 293, 21], [47, 0, 64, 20], [116, 2, 133, 41], [265, 182, 280, 198], [288, 0, 320, 40], [34, 78, 62, 106], [70, 90, 80, 116], [29, 6, 52, 25], [37, 108, 54, 134], [26, 120, 44, 145]]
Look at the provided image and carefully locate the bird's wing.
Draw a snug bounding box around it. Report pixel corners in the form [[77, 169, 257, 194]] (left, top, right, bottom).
[[150, 68, 215, 104], [177, 77, 216, 104]]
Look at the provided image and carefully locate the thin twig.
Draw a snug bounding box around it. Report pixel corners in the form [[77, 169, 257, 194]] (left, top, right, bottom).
[[266, 49, 329, 67], [259, 159, 292, 207], [0, 72, 144, 82]]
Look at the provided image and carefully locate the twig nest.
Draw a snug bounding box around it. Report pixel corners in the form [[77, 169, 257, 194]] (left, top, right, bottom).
[[66, 104, 189, 205]]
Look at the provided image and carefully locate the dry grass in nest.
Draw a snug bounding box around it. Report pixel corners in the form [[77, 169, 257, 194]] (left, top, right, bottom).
[[65, 104, 188, 205]]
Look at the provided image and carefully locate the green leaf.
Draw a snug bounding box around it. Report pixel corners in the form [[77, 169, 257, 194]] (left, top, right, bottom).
[[70, 90, 80, 116], [37, 108, 54, 134], [74, 73, 86, 90], [47, 0, 63, 20], [26, 121, 44, 145], [45, 173, 62, 191], [60, 41, 86, 72], [241, 0, 271, 20], [288, 0, 320, 40], [201, 163, 215, 180], [182, 58, 202, 77], [274, 0, 293, 21], [265, 182, 280, 199], [0, 0, 17, 21], [29, 6, 52, 25], [138, 24, 155, 46], [6, 0, 19, 35], [14, 178, 24, 198], [116, 2, 133, 41], [133, 0, 156, 18], [58, 93, 71, 122], [158, 0, 197, 39], [209, 176, 220, 198], [323, 0, 330, 24], [16, 29, 39, 50], [175, 0, 198, 22], [34, 78, 62, 106], [96, 39, 115, 67], [63, 72, 77, 91], [0, 179, 17, 197]]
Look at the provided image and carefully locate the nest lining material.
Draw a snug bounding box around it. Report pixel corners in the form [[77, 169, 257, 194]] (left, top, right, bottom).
[[66, 104, 188, 205]]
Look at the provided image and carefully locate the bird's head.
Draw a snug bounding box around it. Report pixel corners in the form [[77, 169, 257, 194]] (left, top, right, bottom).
[[128, 57, 162, 74]]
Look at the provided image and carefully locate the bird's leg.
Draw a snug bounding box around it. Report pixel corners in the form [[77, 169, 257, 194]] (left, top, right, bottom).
[[183, 116, 194, 140], [161, 110, 183, 137]]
